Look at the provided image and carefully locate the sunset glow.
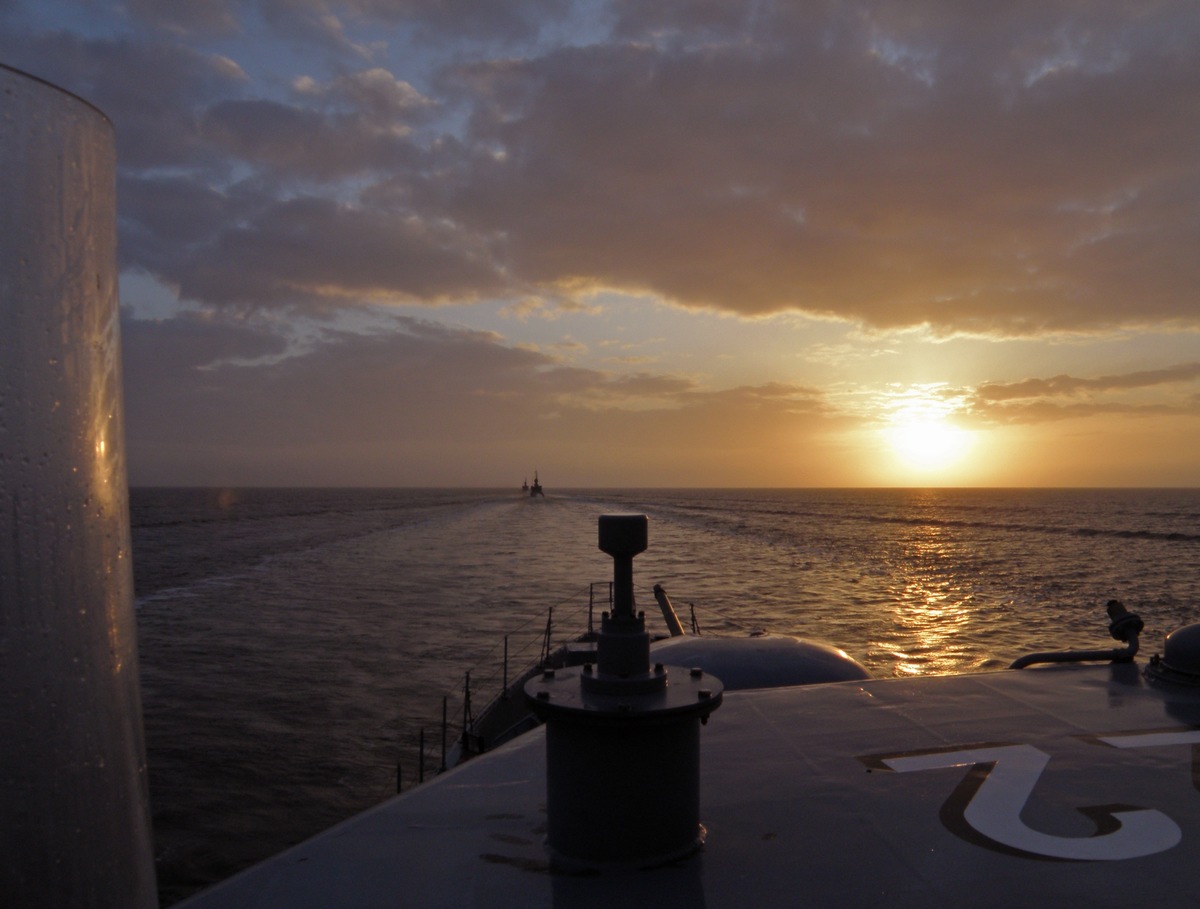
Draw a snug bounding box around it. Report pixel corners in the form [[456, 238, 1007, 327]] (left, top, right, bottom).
[[884, 418, 975, 476], [7, 2, 1200, 487]]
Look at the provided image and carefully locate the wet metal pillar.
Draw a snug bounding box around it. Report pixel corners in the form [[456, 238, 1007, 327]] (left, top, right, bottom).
[[0, 65, 158, 908]]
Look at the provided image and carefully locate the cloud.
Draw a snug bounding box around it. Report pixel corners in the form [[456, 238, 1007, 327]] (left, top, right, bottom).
[[976, 363, 1200, 401], [123, 0, 240, 36], [0, 28, 246, 169], [200, 97, 421, 179], [149, 194, 509, 308], [433, 2, 1200, 334], [271, 0, 567, 42], [118, 174, 250, 268], [969, 362, 1200, 423], [122, 310, 291, 375], [120, 309, 835, 485], [122, 311, 549, 458], [13, 1, 1200, 337], [258, 0, 377, 59], [294, 68, 433, 117], [194, 69, 436, 181]]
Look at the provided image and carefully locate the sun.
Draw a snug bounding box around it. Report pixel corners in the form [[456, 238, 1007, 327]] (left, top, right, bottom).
[[858, 384, 983, 482], [878, 393, 979, 479], [884, 418, 975, 473]]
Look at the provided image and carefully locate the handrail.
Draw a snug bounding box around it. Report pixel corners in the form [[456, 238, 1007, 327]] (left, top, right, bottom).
[[405, 585, 598, 788], [405, 580, 717, 788]]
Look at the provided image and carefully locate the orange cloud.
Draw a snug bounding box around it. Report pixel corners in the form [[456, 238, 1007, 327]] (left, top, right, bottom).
[[970, 362, 1200, 423]]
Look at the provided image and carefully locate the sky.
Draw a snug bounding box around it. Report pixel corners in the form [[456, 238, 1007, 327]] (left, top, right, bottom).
[[3, 1, 1200, 488]]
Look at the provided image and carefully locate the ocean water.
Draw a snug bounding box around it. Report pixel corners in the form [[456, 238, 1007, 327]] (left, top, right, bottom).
[[131, 486, 1200, 904]]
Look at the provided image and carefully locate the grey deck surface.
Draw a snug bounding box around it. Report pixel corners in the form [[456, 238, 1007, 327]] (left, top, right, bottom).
[[181, 664, 1200, 908]]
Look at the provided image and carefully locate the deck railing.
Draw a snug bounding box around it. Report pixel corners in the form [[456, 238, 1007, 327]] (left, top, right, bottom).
[[394, 579, 745, 791], [399, 581, 612, 790]]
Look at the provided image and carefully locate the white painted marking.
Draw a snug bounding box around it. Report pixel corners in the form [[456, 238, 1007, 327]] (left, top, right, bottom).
[[885, 744, 1181, 860], [1099, 730, 1200, 749]]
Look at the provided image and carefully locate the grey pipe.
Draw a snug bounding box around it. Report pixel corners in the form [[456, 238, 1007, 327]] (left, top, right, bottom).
[[1008, 640, 1140, 670], [1009, 600, 1142, 670]]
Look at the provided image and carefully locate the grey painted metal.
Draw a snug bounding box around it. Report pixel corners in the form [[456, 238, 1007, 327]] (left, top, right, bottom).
[[0, 65, 157, 909], [525, 514, 722, 866], [1146, 622, 1200, 685], [179, 664, 1200, 909], [1158, 622, 1200, 678], [651, 631, 871, 688], [1010, 600, 1142, 669], [597, 512, 645, 620]]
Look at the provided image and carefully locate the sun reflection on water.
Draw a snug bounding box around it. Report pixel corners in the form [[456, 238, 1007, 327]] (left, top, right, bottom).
[[873, 524, 981, 676]]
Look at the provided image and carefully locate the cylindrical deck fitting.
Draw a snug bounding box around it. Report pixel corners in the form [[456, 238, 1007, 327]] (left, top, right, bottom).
[[594, 514, 651, 678], [0, 65, 157, 908], [598, 513, 646, 622], [526, 514, 722, 867], [528, 667, 722, 866]]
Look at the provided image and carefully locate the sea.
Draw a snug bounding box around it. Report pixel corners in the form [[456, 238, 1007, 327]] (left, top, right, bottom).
[[130, 486, 1200, 905]]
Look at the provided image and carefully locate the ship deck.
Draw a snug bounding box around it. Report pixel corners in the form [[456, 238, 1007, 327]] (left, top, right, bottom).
[[180, 664, 1200, 908]]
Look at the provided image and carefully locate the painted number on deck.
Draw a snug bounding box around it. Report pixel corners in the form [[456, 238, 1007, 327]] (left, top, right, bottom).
[[860, 729, 1200, 861]]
